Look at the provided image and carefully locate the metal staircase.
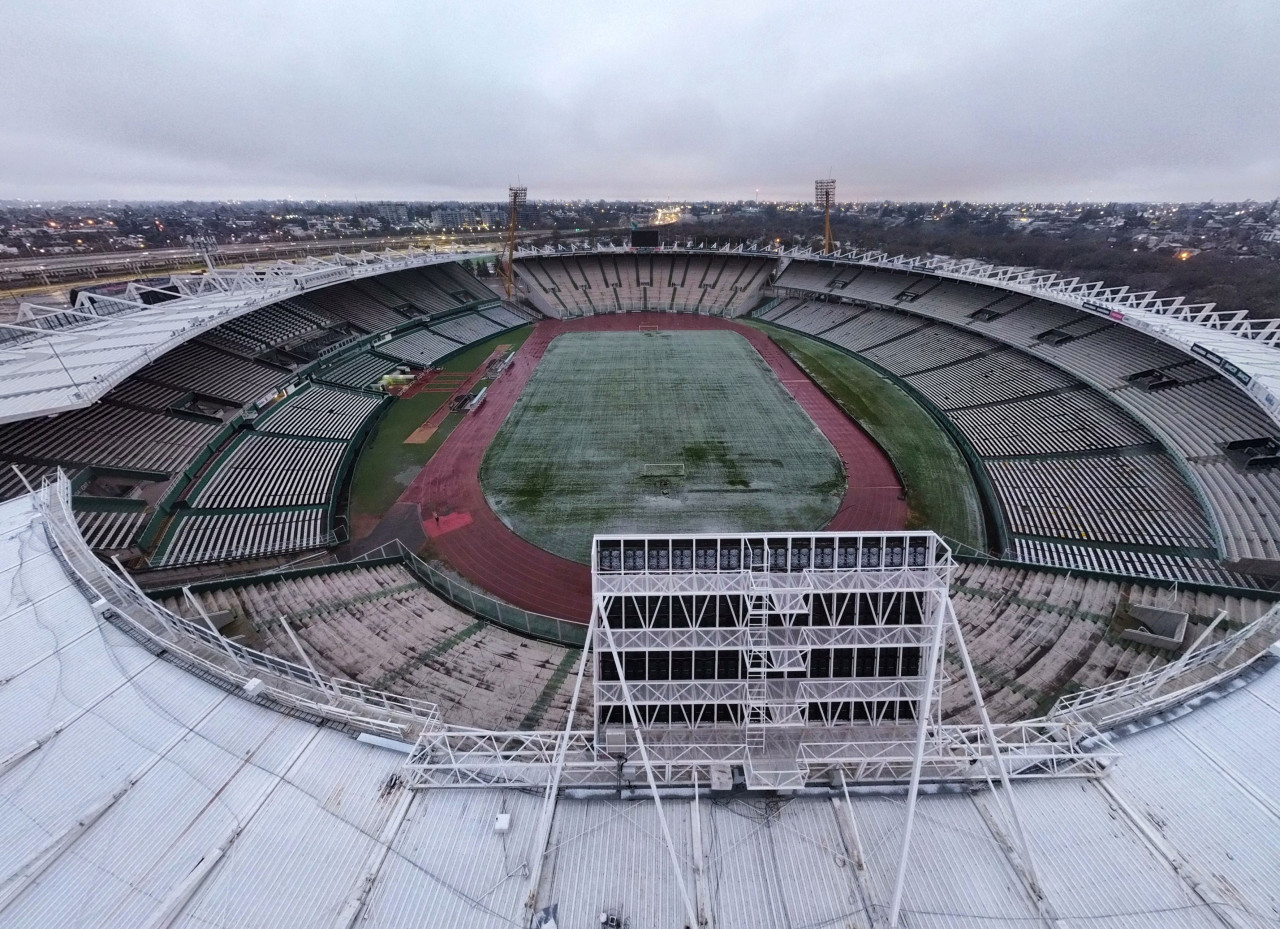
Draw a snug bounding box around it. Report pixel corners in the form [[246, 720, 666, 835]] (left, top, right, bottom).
[[742, 564, 813, 788]]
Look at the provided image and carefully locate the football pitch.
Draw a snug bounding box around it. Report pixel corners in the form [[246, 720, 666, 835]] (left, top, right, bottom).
[[480, 330, 845, 563]]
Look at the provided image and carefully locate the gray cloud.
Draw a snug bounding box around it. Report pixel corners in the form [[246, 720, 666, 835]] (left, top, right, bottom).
[[1, 0, 1278, 201]]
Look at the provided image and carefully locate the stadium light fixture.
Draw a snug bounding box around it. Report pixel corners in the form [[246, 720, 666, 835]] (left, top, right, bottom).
[[815, 178, 836, 254]]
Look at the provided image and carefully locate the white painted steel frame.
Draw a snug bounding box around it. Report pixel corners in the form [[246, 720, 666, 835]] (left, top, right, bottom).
[[0, 246, 496, 424], [36, 471, 442, 739], [403, 531, 1113, 792]]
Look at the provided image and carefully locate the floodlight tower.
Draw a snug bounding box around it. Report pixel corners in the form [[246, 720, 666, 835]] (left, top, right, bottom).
[[500, 185, 527, 299], [815, 178, 836, 254]]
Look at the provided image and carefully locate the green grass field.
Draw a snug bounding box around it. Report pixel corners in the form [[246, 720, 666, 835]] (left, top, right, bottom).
[[481, 330, 845, 563], [746, 321, 986, 550], [348, 326, 533, 519]]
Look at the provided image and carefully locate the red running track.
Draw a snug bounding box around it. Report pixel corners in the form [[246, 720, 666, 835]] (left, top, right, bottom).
[[399, 313, 906, 622]]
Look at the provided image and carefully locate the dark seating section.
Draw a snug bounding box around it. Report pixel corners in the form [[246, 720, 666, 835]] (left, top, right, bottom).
[[765, 260, 1280, 583]]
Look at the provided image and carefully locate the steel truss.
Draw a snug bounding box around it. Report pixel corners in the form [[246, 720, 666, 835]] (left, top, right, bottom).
[[404, 531, 1112, 793], [1, 245, 496, 424], [403, 718, 1109, 790]]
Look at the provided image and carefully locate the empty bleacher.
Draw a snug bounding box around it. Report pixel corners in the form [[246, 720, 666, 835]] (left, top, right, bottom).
[[0, 462, 57, 501], [191, 434, 346, 509], [75, 508, 147, 550], [986, 454, 1215, 549], [138, 341, 291, 404], [155, 507, 329, 566], [759, 262, 1277, 583], [944, 561, 1275, 720], [949, 390, 1152, 457], [479, 304, 533, 328], [906, 351, 1077, 409], [254, 384, 383, 439], [217, 302, 327, 351], [430, 312, 504, 345], [823, 308, 928, 353], [376, 327, 462, 365], [0, 401, 220, 472], [514, 254, 771, 317], [159, 563, 587, 730], [303, 282, 413, 332], [315, 351, 402, 389]]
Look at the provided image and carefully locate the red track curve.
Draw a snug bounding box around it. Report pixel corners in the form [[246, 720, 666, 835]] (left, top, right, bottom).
[[399, 314, 906, 622]]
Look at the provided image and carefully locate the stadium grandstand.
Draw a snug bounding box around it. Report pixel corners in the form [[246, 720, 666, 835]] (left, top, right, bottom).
[[2, 241, 1280, 928]]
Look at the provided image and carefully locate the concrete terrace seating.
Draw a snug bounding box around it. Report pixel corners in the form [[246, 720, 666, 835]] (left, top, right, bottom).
[[515, 254, 771, 318], [162, 563, 587, 731], [944, 562, 1274, 720]]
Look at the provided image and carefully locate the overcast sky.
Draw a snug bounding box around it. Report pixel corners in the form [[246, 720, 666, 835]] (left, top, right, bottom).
[[2, 1, 1278, 203]]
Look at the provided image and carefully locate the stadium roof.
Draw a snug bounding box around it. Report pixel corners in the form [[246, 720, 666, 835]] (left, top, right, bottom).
[[4, 488, 1280, 927], [0, 246, 494, 425], [518, 242, 1280, 430]]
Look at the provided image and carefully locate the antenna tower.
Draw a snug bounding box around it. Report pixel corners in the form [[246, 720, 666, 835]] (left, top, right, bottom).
[[815, 178, 836, 254], [500, 185, 527, 298]]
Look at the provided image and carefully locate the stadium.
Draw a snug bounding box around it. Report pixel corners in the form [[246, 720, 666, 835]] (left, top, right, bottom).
[[2, 209, 1280, 929]]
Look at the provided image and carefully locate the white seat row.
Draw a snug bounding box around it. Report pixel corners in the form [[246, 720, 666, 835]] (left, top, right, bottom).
[[377, 328, 461, 365], [75, 508, 147, 550], [430, 312, 504, 345], [906, 351, 1076, 410], [987, 454, 1214, 548], [156, 506, 328, 566], [192, 434, 346, 508], [256, 385, 383, 439], [950, 390, 1151, 457], [1014, 538, 1251, 587]]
